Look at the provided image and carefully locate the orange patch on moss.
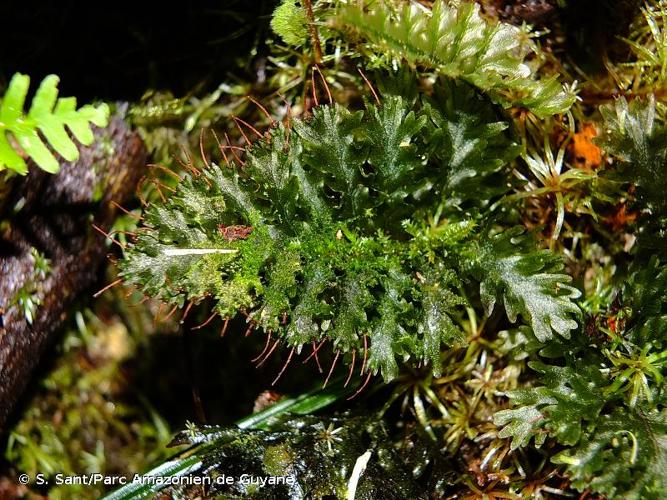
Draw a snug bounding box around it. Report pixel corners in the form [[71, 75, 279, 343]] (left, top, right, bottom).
[[604, 204, 638, 232], [570, 123, 602, 170]]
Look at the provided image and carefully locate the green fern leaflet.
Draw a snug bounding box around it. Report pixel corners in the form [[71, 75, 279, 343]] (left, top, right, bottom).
[[334, 0, 576, 118], [0, 73, 109, 174]]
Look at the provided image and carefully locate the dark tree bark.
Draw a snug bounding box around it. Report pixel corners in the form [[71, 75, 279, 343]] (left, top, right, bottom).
[[0, 112, 147, 430]]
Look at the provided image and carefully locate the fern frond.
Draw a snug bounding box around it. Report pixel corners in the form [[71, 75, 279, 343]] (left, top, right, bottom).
[[122, 97, 453, 380], [333, 0, 576, 118], [424, 80, 522, 211], [496, 354, 666, 497], [468, 227, 581, 342], [494, 356, 608, 449], [553, 408, 667, 499], [121, 90, 581, 381], [599, 95, 667, 216], [0, 73, 109, 174], [495, 250, 667, 497]]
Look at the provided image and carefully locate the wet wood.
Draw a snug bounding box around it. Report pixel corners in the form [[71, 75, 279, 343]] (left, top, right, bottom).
[[0, 112, 147, 429]]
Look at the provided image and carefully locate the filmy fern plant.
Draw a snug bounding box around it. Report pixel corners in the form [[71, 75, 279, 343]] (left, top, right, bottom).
[[121, 80, 580, 381], [332, 0, 577, 118], [0, 73, 109, 174], [495, 96, 667, 498]]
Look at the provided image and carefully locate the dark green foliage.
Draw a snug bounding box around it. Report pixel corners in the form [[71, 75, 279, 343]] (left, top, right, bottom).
[[123, 93, 466, 381], [625, 256, 667, 348], [11, 1, 667, 498], [494, 89, 667, 499], [494, 89, 667, 495], [468, 228, 581, 342], [121, 83, 580, 381], [495, 356, 608, 448], [496, 348, 666, 497], [424, 82, 522, 211], [553, 408, 667, 499], [599, 95, 667, 216], [495, 242, 667, 498]]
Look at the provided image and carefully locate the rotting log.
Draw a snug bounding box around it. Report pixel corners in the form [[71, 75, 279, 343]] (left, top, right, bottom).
[[0, 111, 147, 430]]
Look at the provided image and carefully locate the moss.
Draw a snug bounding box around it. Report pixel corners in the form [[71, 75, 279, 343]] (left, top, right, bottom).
[[154, 415, 424, 499], [4, 297, 174, 499], [263, 443, 294, 477], [6, 248, 51, 324]]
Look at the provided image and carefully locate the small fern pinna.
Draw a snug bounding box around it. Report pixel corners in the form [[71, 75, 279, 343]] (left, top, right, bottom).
[[0, 73, 109, 174], [120, 78, 580, 383]]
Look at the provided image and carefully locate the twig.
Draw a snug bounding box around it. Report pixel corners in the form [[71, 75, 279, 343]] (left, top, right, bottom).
[[348, 370, 373, 400], [191, 311, 218, 330], [358, 68, 381, 106]]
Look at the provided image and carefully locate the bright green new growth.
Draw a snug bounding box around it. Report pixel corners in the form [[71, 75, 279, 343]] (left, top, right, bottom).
[[271, 0, 309, 47], [622, 1, 667, 93], [333, 0, 576, 118], [0, 73, 109, 174], [122, 82, 581, 381]]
